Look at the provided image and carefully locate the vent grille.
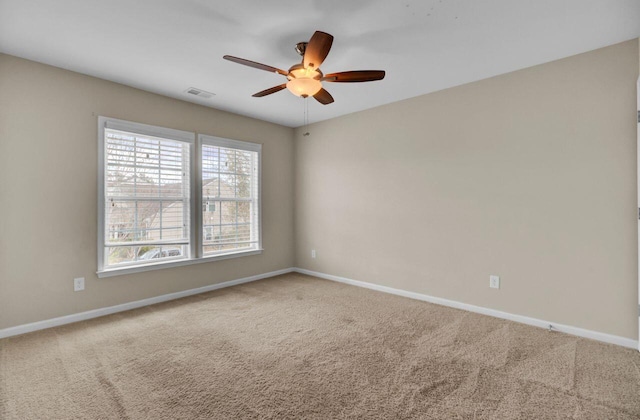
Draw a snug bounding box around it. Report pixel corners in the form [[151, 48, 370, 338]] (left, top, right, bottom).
[[184, 87, 215, 99]]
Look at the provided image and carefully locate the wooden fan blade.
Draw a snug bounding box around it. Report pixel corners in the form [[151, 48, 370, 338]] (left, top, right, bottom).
[[252, 84, 287, 97], [322, 70, 386, 83], [303, 31, 333, 69], [223, 55, 288, 76], [313, 88, 334, 105]]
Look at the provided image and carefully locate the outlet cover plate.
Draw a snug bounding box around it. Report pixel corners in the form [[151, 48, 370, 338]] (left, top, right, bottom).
[[489, 275, 500, 289], [74, 277, 85, 292]]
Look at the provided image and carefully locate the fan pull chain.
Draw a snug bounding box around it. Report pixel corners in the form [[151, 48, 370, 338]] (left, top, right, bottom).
[[303, 97, 310, 136]]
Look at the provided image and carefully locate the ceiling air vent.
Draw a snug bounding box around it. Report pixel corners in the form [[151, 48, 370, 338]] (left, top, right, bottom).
[[184, 87, 215, 99]]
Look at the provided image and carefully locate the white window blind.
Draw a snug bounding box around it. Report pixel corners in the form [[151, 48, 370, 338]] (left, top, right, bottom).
[[99, 118, 193, 271], [97, 117, 261, 277], [200, 135, 261, 256]]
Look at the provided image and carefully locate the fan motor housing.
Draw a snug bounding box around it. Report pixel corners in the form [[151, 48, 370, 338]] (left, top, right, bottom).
[[287, 63, 323, 81]]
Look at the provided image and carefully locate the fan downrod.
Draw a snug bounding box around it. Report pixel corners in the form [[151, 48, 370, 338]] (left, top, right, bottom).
[[295, 42, 308, 57]]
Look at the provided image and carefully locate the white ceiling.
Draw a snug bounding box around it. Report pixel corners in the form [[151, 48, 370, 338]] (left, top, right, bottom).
[[1, 0, 639, 127]]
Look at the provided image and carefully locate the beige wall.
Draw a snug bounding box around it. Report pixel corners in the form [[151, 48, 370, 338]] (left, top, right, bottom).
[[295, 40, 639, 339], [1, 39, 638, 339], [0, 54, 295, 329]]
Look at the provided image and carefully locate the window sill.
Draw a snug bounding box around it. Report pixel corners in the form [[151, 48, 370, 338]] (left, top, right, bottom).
[[97, 249, 263, 278]]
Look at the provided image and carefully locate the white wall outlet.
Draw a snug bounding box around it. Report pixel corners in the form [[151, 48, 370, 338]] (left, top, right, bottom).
[[489, 275, 500, 289], [74, 277, 85, 292], [311, 249, 316, 259]]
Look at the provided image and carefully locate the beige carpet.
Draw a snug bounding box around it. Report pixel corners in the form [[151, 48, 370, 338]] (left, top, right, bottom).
[[1, 273, 639, 419]]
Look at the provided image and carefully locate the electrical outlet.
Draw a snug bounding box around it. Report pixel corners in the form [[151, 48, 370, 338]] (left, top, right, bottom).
[[311, 249, 316, 259], [74, 277, 85, 292], [489, 275, 500, 289]]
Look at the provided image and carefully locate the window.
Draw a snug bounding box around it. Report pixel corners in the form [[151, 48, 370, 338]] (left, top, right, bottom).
[[97, 117, 261, 277], [199, 135, 261, 256]]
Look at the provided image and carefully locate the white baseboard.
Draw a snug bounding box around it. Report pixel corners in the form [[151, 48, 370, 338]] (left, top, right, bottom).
[[294, 268, 639, 350], [3, 266, 637, 351], [0, 268, 295, 340]]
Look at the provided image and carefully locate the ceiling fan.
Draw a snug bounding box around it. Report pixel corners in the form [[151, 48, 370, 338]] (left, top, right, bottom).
[[223, 31, 385, 105]]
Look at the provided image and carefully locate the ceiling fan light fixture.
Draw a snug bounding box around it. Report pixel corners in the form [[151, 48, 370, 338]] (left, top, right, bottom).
[[286, 78, 322, 97], [286, 66, 322, 97], [223, 30, 385, 105]]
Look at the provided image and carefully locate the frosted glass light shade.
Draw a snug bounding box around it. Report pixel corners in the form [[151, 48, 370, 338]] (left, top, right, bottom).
[[286, 78, 322, 97]]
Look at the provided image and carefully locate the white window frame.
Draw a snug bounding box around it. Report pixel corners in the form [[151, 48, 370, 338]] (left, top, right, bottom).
[[197, 134, 262, 259], [97, 117, 262, 278]]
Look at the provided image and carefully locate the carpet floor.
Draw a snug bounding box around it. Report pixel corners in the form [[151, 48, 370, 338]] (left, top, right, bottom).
[[1, 273, 639, 419]]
